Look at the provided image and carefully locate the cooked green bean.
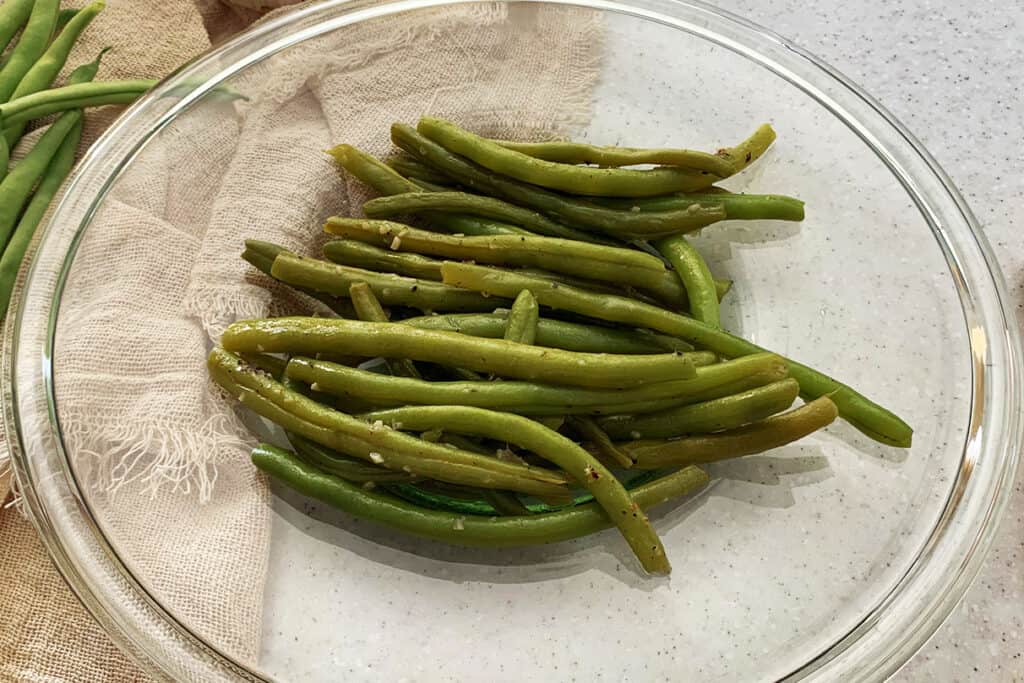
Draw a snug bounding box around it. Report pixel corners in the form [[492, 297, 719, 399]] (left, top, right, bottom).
[[363, 192, 611, 244], [270, 252, 500, 313], [440, 263, 912, 446], [656, 235, 720, 327], [326, 143, 527, 237], [599, 378, 800, 439], [391, 124, 727, 238], [490, 137, 737, 176], [400, 312, 691, 353], [593, 191, 805, 222], [418, 117, 719, 197], [4, 0, 105, 146], [361, 404, 671, 573], [286, 352, 782, 416], [567, 416, 633, 469], [387, 154, 451, 184], [503, 290, 538, 344], [289, 432, 414, 483], [349, 281, 421, 379], [624, 396, 839, 469], [715, 123, 777, 173], [385, 482, 497, 515], [223, 318, 697, 389], [0, 0, 33, 56], [0, 116, 80, 319], [253, 443, 708, 547], [209, 348, 570, 498], [0, 0, 58, 103], [323, 239, 442, 280], [324, 217, 691, 307], [484, 490, 531, 516], [242, 240, 356, 318], [0, 110, 81, 250], [0, 80, 155, 127]]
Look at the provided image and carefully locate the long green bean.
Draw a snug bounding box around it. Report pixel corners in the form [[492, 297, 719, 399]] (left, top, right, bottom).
[[623, 396, 839, 469], [361, 404, 672, 573], [440, 263, 912, 446], [253, 443, 708, 547], [288, 432, 414, 483], [270, 252, 500, 313], [656, 235, 720, 327], [391, 124, 726, 238], [567, 416, 633, 469], [242, 240, 356, 318], [222, 318, 697, 389], [399, 312, 694, 354], [491, 137, 737, 176], [4, 0, 105, 147], [593, 192, 805, 222], [387, 154, 450, 184], [348, 281, 421, 378], [363, 192, 610, 244], [599, 378, 800, 439], [504, 290, 538, 344], [285, 352, 783, 416], [0, 0, 33, 56], [0, 80, 155, 128], [323, 239, 442, 280], [209, 348, 570, 498], [418, 117, 719, 197], [0, 0, 59, 104], [715, 123, 777, 173]]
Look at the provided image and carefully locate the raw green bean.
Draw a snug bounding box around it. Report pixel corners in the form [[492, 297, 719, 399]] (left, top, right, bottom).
[[387, 154, 450, 184], [252, 443, 708, 549], [286, 352, 783, 416], [656, 235, 720, 327], [624, 396, 839, 469], [4, 1, 105, 147], [503, 290, 538, 344], [209, 348, 570, 498], [440, 263, 912, 446], [363, 192, 612, 244], [348, 281, 421, 379], [289, 432, 414, 483], [0, 0, 58, 104], [490, 137, 737, 176], [222, 318, 697, 389], [362, 404, 671, 573], [270, 252, 500, 313], [326, 143, 527, 237], [0, 117, 80, 320], [399, 312, 695, 354], [323, 239, 442, 280], [599, 378, 800, 439], [0, 110, 80, 250], [0, 0, 33, 56], [0, 80, 155, 128], [567, 416, 633, 469], [391, 124, 727, 238], [418, 117, 718, 197], [323, 218, 690, 307], [593, 192, 805, 222], [242, 239, 356, 318]]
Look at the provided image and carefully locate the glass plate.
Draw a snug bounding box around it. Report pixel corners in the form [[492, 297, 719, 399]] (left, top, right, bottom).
[[5, 1, 1021, 680]]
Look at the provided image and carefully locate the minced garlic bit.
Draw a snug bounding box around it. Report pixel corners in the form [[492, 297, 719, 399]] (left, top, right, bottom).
[[310, 382, 321, 392], [390, 236, 402, 250], [453, 516, 466, 531], [368, 452, 384, 464], [630, 431, 641, 440], [255, 344, 265, 352], [362, 481, 376, 490]]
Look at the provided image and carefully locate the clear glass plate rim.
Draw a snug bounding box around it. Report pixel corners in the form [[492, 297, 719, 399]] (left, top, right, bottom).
[[4, 0, 1020, 680]]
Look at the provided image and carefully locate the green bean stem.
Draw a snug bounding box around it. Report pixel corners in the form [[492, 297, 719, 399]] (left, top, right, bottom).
[[391, 124, 727, 238], [491, 138, 737, 176], [0, 0, 59, 103], [0, 80, 155, 128], [623, 396, 839, 469], [417, 117, 719, 197], [440, 262, 912, 446], [362, 405, 672, 574], [656, 235, 720, 327], [503, 290, 538, 344], [253, 443, 708, 549], [222, 317, 696, 389], [348, 281, 421, 379], [241, 240, 356, 318]]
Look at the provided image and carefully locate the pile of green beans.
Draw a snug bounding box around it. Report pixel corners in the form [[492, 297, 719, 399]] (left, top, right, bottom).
[[0, 0, 158, 320], [220, 115, 910, 575]]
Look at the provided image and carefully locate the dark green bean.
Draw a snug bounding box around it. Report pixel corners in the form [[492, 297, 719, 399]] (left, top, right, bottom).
[[624, 396, 839, 469], [252, 443, 708, 548], [599, 378, 800, 439], [361, 404, 672, 573], [490, 137, 737, 176], [270, 252, 500, 313], [440, 263, 912, 446], [241, 239, 356, 318], [0, 0, 33, 56], [0, 80, 155, 128], [503, 290, 538, 344], [391, 124, 726, 238], [289, 432, 414, 483], [0, 0, 59, 103], [348, 281, 421, 379], [418, 117, 719, 197], [656, 235, 720, 327], [222, 318, 697, 389], [484, 490, 531, 516]]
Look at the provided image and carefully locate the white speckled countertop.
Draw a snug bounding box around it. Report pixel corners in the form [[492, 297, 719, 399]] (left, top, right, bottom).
[[710, 0, 1024, 678]]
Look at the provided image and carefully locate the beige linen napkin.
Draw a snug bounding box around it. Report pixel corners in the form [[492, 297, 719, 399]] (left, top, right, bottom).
[[0, 1, 603, 680]]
